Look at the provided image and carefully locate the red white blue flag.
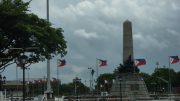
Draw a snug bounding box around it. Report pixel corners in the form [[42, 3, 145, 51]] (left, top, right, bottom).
[[98, 59, 107, 67], [170, 56, 180, 64], [134, 59, 146, 66], [57, 59, 66, 67], [16, 59, 24, 68]]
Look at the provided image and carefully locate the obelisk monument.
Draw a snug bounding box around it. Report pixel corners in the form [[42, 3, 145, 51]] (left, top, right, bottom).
[[110, 20, 151, 100], [123, 20, 133, 63]]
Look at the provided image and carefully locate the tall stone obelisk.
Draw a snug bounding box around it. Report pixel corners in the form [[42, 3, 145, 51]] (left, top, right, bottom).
[[110, 20, 151, 100], [123, 20, 134, 63]]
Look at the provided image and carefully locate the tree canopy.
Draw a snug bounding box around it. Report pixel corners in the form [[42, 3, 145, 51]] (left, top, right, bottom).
[[0, 0, 67, 70]]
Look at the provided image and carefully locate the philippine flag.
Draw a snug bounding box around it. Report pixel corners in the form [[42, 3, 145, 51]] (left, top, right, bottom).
[[134, 59, 146, 66], [170, 56, 180, 64], [57, 59, 66, 67], [98, 59, 107, 67]]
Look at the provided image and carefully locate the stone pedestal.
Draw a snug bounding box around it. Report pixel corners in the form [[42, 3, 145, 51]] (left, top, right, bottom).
[[44, 90, 54, 101], [111, 73, 152, 100]]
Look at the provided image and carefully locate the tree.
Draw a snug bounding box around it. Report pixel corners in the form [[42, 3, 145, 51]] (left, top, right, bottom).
[[59, 82, 89, 96], [174, 71, 180, 86], [0, 0, 67, 70], [96, 73, 115, 93], [150, 67, 176, 93]]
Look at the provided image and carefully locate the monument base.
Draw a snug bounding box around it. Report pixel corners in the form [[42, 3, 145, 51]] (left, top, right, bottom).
[[110, 73, 152, 100], [44, 90, 54, 101]]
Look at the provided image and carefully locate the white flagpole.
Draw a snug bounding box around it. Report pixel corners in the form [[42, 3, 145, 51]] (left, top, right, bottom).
[[168, 56, 171, 94], [46, 0, 52, 98], [16, 66, 19, 97], [57, 59, 59, 101], [96, 58, 98, 80], [96, 58, 99, 95]]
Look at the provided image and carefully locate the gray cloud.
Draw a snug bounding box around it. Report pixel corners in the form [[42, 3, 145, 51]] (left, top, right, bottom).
[[3, 0, 180, 84]]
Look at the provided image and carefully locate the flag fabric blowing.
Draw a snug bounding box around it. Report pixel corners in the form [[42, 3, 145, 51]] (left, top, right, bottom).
[[170, 56, 180, 64], [98, 59, 107, 67], [134, 59, 146, 66], [57, 59, 66, 67]]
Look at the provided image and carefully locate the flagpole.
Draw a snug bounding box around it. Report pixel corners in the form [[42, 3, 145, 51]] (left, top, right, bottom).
[[88, 67, 92, 94], [57, 59, 59, 101], [46, 0, 52, 99], [96, 58, 99, 95], [16, 66, 19, 97], [133, 59, 135, 73], [168, 56, 171, 94]]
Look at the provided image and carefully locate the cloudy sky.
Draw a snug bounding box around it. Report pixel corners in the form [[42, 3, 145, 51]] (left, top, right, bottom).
[[2, 0, 180, 85]]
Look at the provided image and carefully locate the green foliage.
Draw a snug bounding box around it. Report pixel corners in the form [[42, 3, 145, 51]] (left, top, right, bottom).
[[0, 0, 67, 69], [175, 71, 180, 86], [59, 82, 89, 96], [143, 68, 178, 93], [152, 68, 176, 85], [139, 72, 152, 84], [96, 73, 115, 93], [60, 83, 74, 95]]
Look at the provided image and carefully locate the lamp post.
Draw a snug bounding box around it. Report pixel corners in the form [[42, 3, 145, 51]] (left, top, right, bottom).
[[26, 68, 30, 97], [88, 67, 92, 94], [88, 67, 95, 95], [10, 46, 38, 101], [0, 74, 6, 91], [0, 75, 6, 101], [100, 84, 103, 96], [119, 77, 122, 101], [73, 77, 81, 101], [91, 69, 95, 95], [16, 55, 28, 101]]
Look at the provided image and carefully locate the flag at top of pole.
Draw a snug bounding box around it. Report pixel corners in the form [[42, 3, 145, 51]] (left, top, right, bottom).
[[98, 59, 107, 67], [134, 59, 146, 67], [16, 59, 24, 68], [16, 61, 23, 68], [170, 56, 180, 64], [57, 59, 66, 67]]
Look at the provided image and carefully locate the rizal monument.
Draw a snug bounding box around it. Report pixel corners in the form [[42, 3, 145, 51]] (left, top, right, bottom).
[[110, 20, 151, 100]]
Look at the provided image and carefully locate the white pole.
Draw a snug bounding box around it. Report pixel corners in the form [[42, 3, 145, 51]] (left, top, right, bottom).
[[168, 56, 171, 94], [27, 68, 30, 83], [96, 58, 99, 95], [16, 66, 19, 97], [90, 70, 91, 93], [4, 89, 6, 100], [57, 61, 59, 101], [27, 68, 30, 97], [46, 0, 52, 96]]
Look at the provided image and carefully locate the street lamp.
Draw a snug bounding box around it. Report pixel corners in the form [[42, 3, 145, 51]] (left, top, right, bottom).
[[0, 74, 6, 91], [119, 76, 122, 101], [0, 74, 6, 100], [26, 68, 30, 97], [91, 69, 95, 94], [88, 67, 95, 95], [100, 84, 103, 96], [10, 46, 38, 101], [88, 67, 92, 94], [16, 54, 28, 101], [73, 77, 81, 101]]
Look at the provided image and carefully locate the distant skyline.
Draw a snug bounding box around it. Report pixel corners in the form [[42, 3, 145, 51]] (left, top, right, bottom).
[[2, 0, 180, 85]]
